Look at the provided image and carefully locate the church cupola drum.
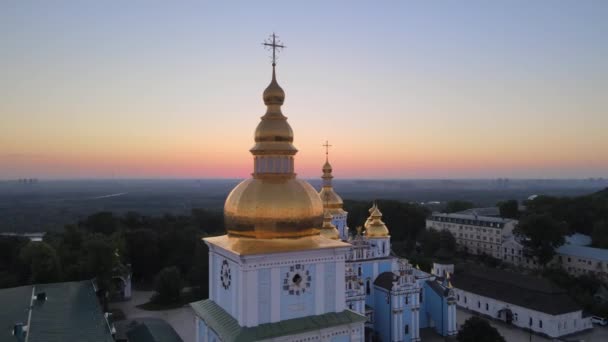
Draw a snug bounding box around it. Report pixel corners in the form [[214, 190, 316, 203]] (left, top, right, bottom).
[[224, 34, 324, 239]]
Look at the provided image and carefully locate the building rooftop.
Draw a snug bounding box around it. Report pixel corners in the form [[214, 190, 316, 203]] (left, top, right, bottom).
[[373, 272, 397, 291], [451, 267, 581, 315], [116, 318, 183, 342], [190, 299, 366, 342], [564, 233, 592, 247], [428, 212, 514, 229], [0, 281, 114, 342], [455, 207, 501, 217], [557, 244, 608, 262], [204, 234, 351, 256]]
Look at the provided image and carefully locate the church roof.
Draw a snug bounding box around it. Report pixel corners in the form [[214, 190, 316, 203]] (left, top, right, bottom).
[[373, 272, 397, 291], [451, 267, 581, 315], [190, 299, 366, 342], [0, 280, 114, 342], [116, 318, 183, 342]]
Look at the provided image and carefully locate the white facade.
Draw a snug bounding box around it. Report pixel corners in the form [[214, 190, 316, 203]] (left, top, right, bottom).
[[426, 213, 516, 258], [454, 289, 591, 338], [207, 240, 349, 327]]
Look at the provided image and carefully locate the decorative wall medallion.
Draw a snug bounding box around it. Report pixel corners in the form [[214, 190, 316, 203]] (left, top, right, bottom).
[[220, 260, 231, 290], [283, 264, 311, 295]]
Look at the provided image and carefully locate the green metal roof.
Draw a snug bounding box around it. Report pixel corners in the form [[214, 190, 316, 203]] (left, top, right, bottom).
[[0, 285, 33, 342], [122, 318, 183, 342], [0, 280, 114, 342], [190, 299, 367, 342]]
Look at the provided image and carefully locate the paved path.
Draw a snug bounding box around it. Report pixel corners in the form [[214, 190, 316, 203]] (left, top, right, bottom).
[[110, 290, 196, 342], [457, 308, 608, 342]]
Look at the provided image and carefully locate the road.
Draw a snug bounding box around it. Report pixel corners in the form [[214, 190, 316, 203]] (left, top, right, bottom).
[[110, 290, 197, 342], [457, 308, 608, 342]]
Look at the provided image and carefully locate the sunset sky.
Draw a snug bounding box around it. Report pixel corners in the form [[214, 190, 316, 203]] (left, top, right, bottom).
[[1, 1, 607, 179]]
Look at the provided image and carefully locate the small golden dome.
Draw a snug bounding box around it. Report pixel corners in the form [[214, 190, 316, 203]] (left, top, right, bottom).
[[263, 66, 285, 105], [319, 155, 345, 214], [364, 203, 377, 229], [364, 204, 390, 238], [320, 210, 340, 240], [225, 177, 323, 239], [251, 66, 297, 156]]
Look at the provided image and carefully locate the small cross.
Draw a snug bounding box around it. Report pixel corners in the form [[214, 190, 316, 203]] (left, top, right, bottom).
[[262, 33, 286, 66], [322, 140, 332, 158]]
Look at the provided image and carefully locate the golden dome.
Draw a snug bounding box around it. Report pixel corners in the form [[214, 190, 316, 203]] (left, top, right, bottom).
[[262, 66, 285, 105], [250, 65, 297, 156], [224, 63, 324, 239], [320, 210, 340, 240], [365, 204, 390, 238], [225, 177, 323, 238], [364, 203, 376, 229], [319, 153, 345, 215]]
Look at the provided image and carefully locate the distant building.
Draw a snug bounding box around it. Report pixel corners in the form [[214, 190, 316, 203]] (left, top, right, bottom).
[[0, 232, 46, 242], [451, 267, 592, 338], [555, 244, 608, 281], [0, 280, 115, 342], [426, 213, 517, 258]]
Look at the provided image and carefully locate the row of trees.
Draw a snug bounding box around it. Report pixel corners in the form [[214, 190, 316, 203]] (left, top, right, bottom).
[[0, 209, 225, 303]]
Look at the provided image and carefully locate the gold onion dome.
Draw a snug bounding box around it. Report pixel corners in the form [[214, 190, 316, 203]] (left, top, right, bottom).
[[320, 210, 340, 240], [364, 203, 376, 229], [224, 64, 324, 239], [319, 155, 345, 215], [365, 204, 390, 238]]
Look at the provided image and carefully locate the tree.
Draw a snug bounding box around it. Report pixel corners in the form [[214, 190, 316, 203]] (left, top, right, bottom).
[[591, 220, 608, 248], [154, 266, 183, 304], [435, 230, 456, 260], [82, 235, 117, 290], [81, 212, 120, 235], [457, 316, 505, 342], [514, 214, 567, 266], [444, 200, 474, 213], [418, 229, 441, 257], [19, 242, 62, 283], [498, 200, 519, 219], [125, 229, 160, 280]]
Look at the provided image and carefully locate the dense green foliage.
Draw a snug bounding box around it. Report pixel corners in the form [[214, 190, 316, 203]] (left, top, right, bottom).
[[154, 266, 184, 305], [457, 316, 505, 342], [524, 188, 608, 241], [497, 199, 519, 219], [0, 209, 223, 306], [513, 214, 567, 266], [542, 268, 608, 317], [444, 200, 474, 213]]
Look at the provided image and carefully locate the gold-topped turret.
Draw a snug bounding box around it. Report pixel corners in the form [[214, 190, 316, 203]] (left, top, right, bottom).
[[320, 210, 340, 240], [319, 141, 346, 215], [223, 34, 324, 239], [364, 203, 390, 238]]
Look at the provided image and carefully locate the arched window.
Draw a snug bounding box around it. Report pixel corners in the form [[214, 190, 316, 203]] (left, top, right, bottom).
[[358, 267, 362, 276], [366, 279, 371, 295]]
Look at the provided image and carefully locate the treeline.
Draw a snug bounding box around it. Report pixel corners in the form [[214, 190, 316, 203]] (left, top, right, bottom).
[[0, 209, 225, 296], [523, 188, 608, 247]]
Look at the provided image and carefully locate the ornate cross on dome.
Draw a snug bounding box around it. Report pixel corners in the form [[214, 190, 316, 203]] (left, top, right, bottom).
[[262, 33, 286, 66], [323, 140, 332, 159]]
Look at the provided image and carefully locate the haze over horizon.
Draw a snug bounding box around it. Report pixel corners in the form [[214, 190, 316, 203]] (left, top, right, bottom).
[[2, 1, 607, 180]]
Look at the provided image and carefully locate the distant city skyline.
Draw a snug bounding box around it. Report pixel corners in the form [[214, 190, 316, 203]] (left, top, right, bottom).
[[1, 1, 607, 179]]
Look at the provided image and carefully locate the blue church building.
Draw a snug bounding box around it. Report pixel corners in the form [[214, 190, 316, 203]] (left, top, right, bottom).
[[190, 36, 456, 341]]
